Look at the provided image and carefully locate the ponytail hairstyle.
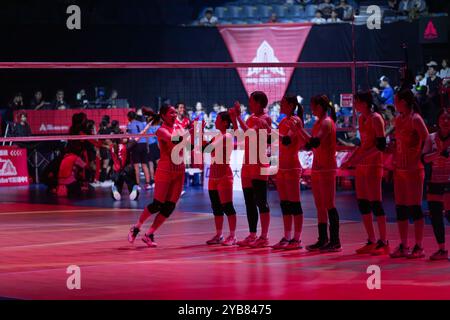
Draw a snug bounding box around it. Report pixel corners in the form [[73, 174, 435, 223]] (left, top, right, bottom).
[[250, 91, 268, 110], [217, 111, 232, 129], [311, 94, 336, 122], [284, 95, 304, 125], [141, 105, 173, 124], [395, 89, 421, 114], [354, 90, 380, 113]]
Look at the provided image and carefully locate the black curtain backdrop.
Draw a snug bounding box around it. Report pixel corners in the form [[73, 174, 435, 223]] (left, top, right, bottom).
[[0, 21, 443, 110]]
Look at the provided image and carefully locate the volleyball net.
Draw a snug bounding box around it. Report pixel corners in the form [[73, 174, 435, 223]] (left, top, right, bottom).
[[0, 61, 403, 186]]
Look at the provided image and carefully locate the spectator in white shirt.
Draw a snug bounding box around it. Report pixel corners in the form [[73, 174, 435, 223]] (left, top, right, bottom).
[[199, 9, 218, 27], [327, 10, 342, 23], [311, 10, 327, 24], [437, 59, 450, 79]]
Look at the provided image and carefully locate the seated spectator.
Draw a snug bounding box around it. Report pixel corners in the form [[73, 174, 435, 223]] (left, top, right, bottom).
[[335, 0, 353, 21], [398, 0, 411, 15], [9, 93, 24, 111], [410, 0, 427, 17], [327, 10, 342, 23], [191, 102, 207, 121], [208, 103, 220, 129], [304, 113, 315, 129], [387, 0, 399, 13], [76, 89, 89, 108], [437, 59, 450, 80], [107, 89, 119, 109], [30, 90, 47, 110], [337, 130, 361, 147], [10, 111, 32, 138], [199, 9, 218, 27], [53, 90, 70, 110], [317, 0, 334, 19], [311, 10, 326, 24], [268, 12, 278, 23]]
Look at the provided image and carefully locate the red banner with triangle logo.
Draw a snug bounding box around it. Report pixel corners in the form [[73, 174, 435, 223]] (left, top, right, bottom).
[[218, 23, 312, 104]]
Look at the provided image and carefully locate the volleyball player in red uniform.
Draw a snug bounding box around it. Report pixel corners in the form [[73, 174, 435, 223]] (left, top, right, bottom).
[[390, 89, 429, 259], [175, 102, 191, 130], [230, 91, 272, 248], [341, 91, 389, 255], [422, 109, 449, 260], [272, 96, 306, 250], [205, 111, 238, 246], [300, 95, 341, 252], [128, 105, 187, 247]]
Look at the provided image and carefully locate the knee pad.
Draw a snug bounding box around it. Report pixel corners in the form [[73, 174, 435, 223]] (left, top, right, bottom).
[[256, 200, 270, 213], [371, 201, 385, 217], [357, 199, 372, 215], [209, 190, 223, 216], [396, 205, 409, 221], [160, 201, 176, 218], [291, 202, 303, 216], [147, 200, 163, 214], [222, 202, 236, 216], [280, 201, 291, 216], [410, 205, 424, 221]]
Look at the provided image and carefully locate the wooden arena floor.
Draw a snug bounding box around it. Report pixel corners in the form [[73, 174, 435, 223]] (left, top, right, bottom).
[[0, 190, 449, 300]]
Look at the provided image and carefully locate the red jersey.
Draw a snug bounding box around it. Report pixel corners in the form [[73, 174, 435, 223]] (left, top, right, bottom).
[[311, 116, 337, 171], [175, 117, 190, 130], [394, 112, 428, 170], [210, 132, 233, 178], [278, 116, 304, 169], [157, 123, 185, 171], [358, 112, 384, 167], [243, 113, 272, 166]]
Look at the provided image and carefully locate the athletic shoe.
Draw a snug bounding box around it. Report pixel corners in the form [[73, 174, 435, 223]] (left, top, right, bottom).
[[407, 244, 425, 259], [390, 244, 409, 258], [237, 235, 258, 247], [129, 185, 140, 201], [180, 190, 186, 197], [206, 235, 224, 245], [144, 184, 152, 190], [222, 235, 237, 246], [320, 241, 342, 253], [371, 240, 390, 256], [249, 236, 269, 248], [285, 239, 302, 250], [112, 185, 121, 201], [356, 240, 377, 254], [101, 180, 113, 188], [128, 226, 140, 244], [90, 181, 101, 188], [430, 249, 449, 261], [151, 183, 156, 188], [142, 233, 157, 247], [272, 237, 290, 249], [306, 240, 328, 252]]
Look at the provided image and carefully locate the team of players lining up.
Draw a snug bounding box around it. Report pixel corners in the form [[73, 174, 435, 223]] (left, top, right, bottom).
[[125, 89, 449, 261]]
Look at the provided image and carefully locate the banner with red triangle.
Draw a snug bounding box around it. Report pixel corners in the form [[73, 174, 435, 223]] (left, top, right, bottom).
[[218, 23, 312, 104]]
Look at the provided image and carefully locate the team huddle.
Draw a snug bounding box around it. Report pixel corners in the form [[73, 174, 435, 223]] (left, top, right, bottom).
[[127, 89, 450, 261]]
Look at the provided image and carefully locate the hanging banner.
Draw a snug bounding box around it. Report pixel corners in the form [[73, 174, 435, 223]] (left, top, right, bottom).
[[219, 23, 312, 104], [0, 146, 29, 187]]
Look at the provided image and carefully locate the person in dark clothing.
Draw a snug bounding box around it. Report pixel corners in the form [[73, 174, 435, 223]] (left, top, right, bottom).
[[30, 91, 47, 110]]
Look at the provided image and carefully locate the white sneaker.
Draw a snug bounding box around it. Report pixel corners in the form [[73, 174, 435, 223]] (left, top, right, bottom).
[[222, 235, 237, 246], [180, 190, 186, 197], [129, 185, 140, 201], [112, 185, 121, 201], [90, 181, 101, 188], [101, 180, 113, 188]]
